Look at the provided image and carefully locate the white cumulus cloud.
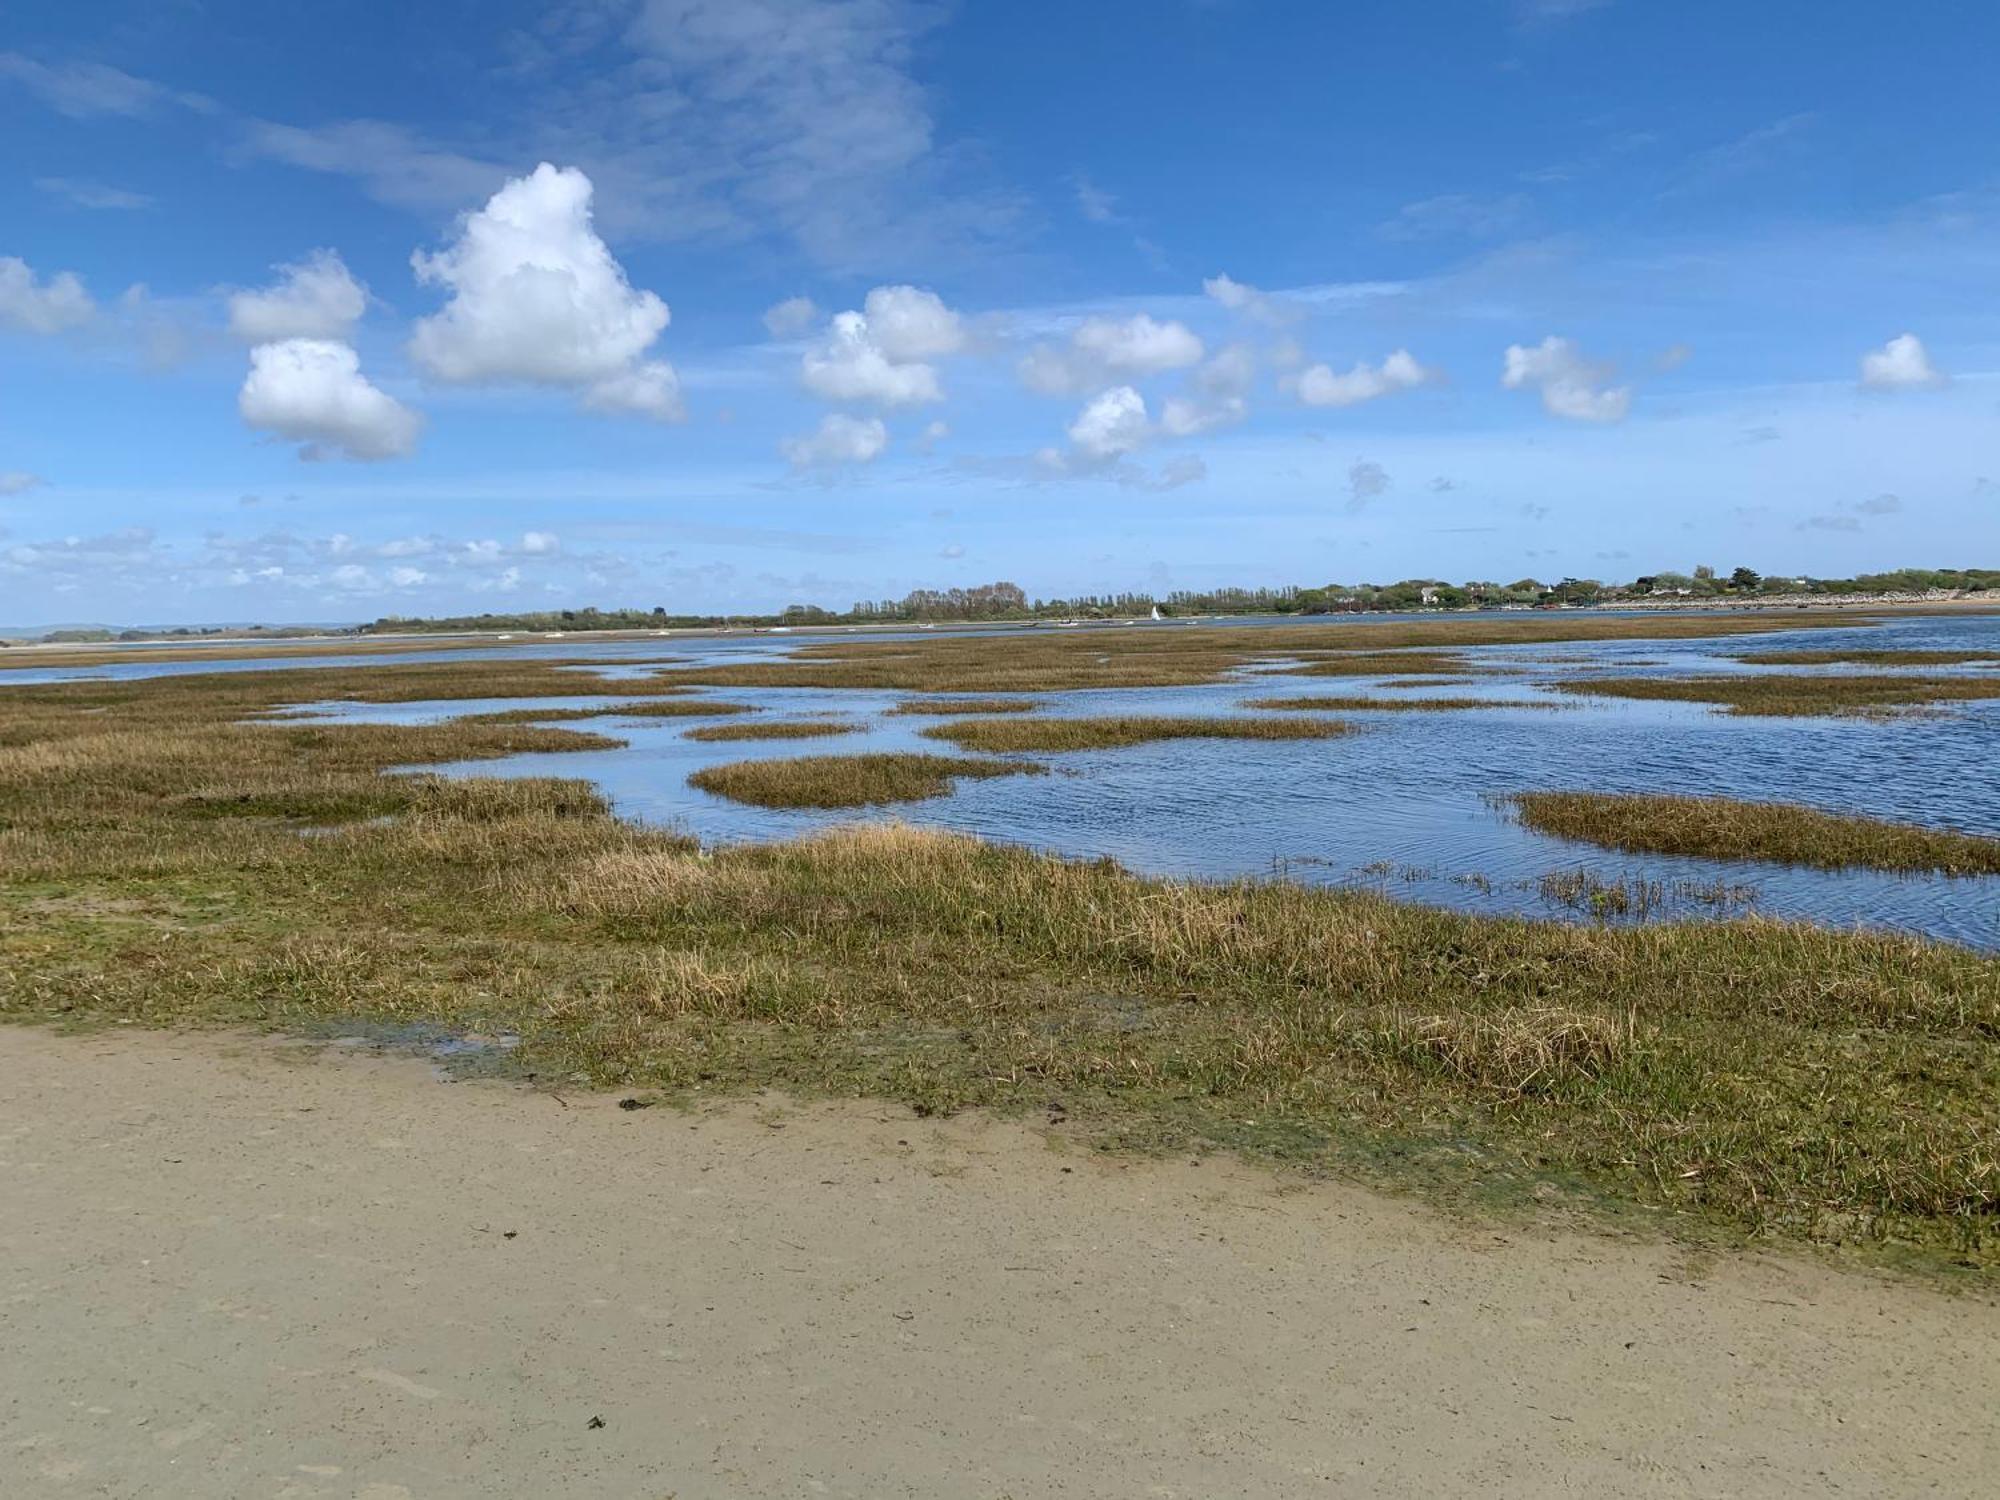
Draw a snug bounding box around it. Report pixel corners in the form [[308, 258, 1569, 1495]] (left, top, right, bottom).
[[0, 256, 95, 334], [1296, 349, 1436, 408], [1067, 386, 1151, 460], [228, 250, 367, 343], [781, 413, 889, 469], [1020, 314, 1204, 396], [799, 285, 962, 407], [408, 163, 681, 421], [1859, 333, 1946, 391], [860, 285, 965, 361], [1501, 336, 1631, 423], [238, 338, 423, 461]]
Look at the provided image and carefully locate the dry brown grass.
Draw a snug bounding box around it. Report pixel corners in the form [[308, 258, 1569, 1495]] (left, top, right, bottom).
[[1398, 1007, 1637, 1093]]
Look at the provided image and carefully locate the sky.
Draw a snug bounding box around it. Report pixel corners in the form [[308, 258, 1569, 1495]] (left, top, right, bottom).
[[2, 0, 1998, 627]]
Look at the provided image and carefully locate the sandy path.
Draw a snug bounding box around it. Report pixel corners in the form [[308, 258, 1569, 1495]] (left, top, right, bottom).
[[1, 1027, 1993, 1498]]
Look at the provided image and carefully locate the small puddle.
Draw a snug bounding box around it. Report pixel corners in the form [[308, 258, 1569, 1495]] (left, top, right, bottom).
[[299, 1020, 526, 1080]]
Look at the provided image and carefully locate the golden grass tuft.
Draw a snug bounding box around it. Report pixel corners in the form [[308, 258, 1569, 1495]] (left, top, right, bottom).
[[1397, 1007, 1637, 1093], [1512, 792, 2000, 875]]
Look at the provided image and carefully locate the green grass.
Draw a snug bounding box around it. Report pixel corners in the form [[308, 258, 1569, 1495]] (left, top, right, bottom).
[[1512, 792, 2000, 875], [920, 715, 1355, 752], [687, 752, 1044, 807], [1249, 695, 1562, 712], [682, 720, 860, 743], [1553, 673, 2000, 716], [4, 628, 1998, 1267]]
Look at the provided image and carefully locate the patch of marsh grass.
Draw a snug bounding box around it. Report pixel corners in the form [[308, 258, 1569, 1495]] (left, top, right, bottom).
[[1553, 672, 2000, 716], [1249, 695, 1561, 712], [1512, 792, 2000, 876], [1279, 651, 1476, 677], [886, 697, 1043, 716], [920, 715, 1355, 752], [682, 720, 861, 742], [1733, 648, 2000, 667], [688, 752, 1045, 807], [461, 699, 757, 725]]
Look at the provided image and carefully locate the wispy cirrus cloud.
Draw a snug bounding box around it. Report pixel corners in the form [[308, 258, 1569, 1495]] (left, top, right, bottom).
[[227, 0, 1024, 270], [34, 176, 155, 211], [0, 51, 211, 118]]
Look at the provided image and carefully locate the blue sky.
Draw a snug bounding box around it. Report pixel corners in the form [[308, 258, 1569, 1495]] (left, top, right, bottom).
[[2, 0, 1997, 626]]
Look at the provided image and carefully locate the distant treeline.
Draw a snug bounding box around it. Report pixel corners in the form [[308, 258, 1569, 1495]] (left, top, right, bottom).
[[354, 565, 1999, 636]]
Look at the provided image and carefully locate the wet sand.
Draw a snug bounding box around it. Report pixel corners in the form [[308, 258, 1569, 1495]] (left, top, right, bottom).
[[2, 1025, 1994, 1498]]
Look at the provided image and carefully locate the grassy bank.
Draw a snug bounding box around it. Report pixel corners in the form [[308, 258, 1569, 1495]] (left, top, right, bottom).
[[1512, 792, 2000, 876], [1555, 673, 2000, 716], [688, 752, 1044, 807], [3, 631, 1997, 1266], [920, 715, 1354, 752]]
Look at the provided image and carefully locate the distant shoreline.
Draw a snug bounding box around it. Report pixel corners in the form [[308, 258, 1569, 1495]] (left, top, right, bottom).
[[4, 589, 1994, 656]]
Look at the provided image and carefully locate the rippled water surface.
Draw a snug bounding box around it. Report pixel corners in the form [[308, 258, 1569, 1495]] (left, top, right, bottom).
[[10, 612, 1999, 948]]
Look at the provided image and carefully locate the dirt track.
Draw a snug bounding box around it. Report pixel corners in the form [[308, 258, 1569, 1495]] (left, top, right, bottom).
[[2, 1026, 1994, 1498]]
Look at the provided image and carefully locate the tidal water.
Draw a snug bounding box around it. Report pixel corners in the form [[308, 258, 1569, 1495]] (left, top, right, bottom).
[[9, 612, 1998, 948]]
